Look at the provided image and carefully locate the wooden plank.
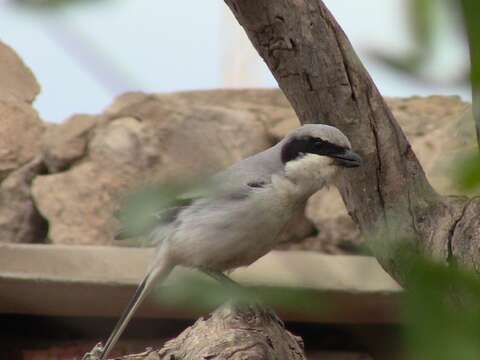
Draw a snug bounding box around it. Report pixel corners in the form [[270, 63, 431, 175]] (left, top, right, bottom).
[[0, 244, 401, 323]]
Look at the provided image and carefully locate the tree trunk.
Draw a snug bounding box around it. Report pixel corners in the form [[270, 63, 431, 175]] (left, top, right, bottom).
[[223, 0, 480, 283]]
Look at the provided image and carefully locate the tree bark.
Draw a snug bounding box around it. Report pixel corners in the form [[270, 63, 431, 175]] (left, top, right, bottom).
[[223, 0, 480, 283], [117, 304, 306, 360]]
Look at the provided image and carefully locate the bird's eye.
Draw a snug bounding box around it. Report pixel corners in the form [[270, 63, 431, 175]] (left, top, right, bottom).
[[314, 141, 324, 148]]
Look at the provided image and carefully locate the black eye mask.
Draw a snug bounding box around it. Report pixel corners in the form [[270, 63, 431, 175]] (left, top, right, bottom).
[[281, 136, 362, 168]]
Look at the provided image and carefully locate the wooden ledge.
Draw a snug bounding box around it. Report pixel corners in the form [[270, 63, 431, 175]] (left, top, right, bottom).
[[0, 244, 401, 324]]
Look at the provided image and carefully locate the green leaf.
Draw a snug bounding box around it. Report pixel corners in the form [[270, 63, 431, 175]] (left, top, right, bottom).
[[455, 152, 480, 191], [460, 0, 480, 87], [150, 273, 326, 316], [403, 255, 480, 360], [115, 179, 203, 243], [459, 0, 480, 147], [409, 0, 437, 49], [370, 0, 437, 76]]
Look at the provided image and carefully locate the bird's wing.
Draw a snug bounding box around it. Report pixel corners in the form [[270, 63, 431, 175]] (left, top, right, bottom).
[[114, 172, 271, 244], [114, 181, 196, 243], [115, 143, 283, 244]]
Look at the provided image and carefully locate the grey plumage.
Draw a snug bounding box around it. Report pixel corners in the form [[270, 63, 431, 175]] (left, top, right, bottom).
[[96, 124, 361, 360]]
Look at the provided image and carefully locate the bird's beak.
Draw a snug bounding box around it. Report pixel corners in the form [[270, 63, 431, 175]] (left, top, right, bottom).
[[331, 149, 362, 168]]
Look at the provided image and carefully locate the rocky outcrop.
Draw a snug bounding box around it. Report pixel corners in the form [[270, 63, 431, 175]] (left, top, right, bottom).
[[0, 41, 40, 103], [31, 93, 293, 245], [0, 41, 44, 179], [0, 40, 475, 252], [0, 99, 45, 180], [0, 157, 47, 243], [0, 41, 46, 243]]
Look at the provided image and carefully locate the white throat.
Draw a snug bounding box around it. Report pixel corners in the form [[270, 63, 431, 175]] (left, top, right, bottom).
[[284, 154, 335, 195]]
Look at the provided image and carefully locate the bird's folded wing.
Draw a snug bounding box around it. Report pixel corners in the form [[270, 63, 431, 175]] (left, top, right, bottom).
[[114, 173, 271, 244]]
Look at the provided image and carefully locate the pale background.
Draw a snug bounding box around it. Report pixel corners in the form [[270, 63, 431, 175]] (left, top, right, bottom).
[[0, 0, 470, 122]]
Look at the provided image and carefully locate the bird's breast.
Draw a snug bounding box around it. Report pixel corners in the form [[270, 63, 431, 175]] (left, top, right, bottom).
[[168, 185, 300, 271]]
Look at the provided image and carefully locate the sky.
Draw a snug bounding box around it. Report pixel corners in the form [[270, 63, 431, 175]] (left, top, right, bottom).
[[0, 0, 471, 122]]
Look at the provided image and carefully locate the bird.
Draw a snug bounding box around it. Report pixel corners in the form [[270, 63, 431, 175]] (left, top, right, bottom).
[[94, 124, 362, 360]]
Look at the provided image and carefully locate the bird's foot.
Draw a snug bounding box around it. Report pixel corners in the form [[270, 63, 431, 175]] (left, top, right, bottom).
[[82, 342, 104, 360]]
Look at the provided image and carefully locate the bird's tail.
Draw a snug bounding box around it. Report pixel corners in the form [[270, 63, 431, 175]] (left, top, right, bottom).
[[100, 256, 173, 360]]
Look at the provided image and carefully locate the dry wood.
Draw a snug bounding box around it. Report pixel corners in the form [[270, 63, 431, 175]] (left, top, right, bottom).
[[109, 304, 306, 360]]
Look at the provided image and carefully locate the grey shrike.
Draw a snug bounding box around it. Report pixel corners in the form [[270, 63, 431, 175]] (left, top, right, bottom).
[[93, 124, 362, 360]]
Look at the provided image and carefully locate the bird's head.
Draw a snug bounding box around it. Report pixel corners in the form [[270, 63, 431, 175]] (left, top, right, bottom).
[[280, 124, 362, 191]]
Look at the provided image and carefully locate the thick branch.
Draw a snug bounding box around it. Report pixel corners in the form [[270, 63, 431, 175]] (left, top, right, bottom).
[[117, 304, 306, 360], [224, 0, 479, 282]]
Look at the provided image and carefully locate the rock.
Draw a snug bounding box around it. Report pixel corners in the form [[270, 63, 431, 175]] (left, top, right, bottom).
[[0, 40, 46, 243], [104, 92, 154, 115], [156, 89, 297, 142], [41, 114, 97, 172], [32, 95, 276, 245], [0, 41, 40, 103], [277, 207, 316, 246], [282, 187, 363, 254], [0, 157, 47, 243], [0, 40, 44, 181], [0, 99, 45, 181], [387, 96, 476, 194]]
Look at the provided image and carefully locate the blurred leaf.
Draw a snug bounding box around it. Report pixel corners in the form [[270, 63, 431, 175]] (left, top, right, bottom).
[[409, 0, 437, 49], [115, 179, 205, 243], [150, 273, 327, 317], [370, 0, 437, 76], [460, 0, 480, 87], [403, 255, 480, 360], [459, 0, 480, 148], [370, 52, 425, 74], [454, 152, 480, 191]]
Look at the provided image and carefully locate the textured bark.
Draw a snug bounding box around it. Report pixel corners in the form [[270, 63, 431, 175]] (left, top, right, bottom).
[[223, 0, 480, 282], [117, 304, 306, 360]]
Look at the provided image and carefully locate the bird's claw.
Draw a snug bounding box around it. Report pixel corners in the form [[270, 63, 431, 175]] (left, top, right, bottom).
[[82, 342, 104, 360]]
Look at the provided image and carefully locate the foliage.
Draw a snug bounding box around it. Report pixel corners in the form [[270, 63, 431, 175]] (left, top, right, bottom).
[[114, 179, 209, 243], [151, 272, 327, 317], [460, 0, 480, 146], [456, 152, 480, 191], [460, 0, 480, 91], [371, 0, 437, 75], [403, 252, 480, 360]]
